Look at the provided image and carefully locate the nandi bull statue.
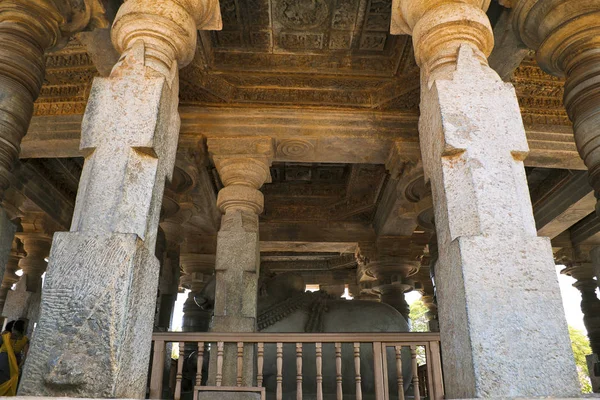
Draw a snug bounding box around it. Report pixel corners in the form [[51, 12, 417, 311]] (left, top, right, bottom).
[[191, 273, 414, 400]]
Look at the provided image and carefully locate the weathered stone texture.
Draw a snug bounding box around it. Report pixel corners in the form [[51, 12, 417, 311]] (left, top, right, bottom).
[[19, 233, 158, 397], [420, 45, 579, 397]]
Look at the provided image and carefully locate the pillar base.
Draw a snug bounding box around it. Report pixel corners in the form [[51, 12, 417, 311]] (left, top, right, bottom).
[[19, 231, 159, 398], [438, 235, 579, 398]]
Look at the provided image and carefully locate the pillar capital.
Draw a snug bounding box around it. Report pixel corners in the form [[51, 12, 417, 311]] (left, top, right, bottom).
[[208, 137, 274, 215], [15, 231, 51, 293], [391, 0, 493, 79], [180, 253, 215, 293], [111, 0, 221, 75]]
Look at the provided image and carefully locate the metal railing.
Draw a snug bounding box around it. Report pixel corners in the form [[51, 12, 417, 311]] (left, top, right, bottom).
[[149, 332, 444, 400]]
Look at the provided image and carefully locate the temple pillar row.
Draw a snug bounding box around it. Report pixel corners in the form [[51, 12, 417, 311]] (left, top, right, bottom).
[[19, 0, 222, 397], [392, 0, 579, 396], [206, 136, 274, 387]]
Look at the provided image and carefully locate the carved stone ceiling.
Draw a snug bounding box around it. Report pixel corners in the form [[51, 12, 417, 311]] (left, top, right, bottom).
[[34, 29, 570, 127], [178, 0, 422, 109], [259, 162, 388, 223]]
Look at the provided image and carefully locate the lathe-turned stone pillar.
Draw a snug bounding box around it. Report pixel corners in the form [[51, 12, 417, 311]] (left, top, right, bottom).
[[562, 260, 600, 393], [180, 253, 215, 333], [391, 0, 579, 396], [154, 227, 182, 331], [354, 243, 382, 302], [4, 232, 51, 335], [0, 240, 24, 314], [207, 136, 274, 386], [357, 238, 420, 321], [0, 0, 106, 199], [19, 0, 222, 397], [514, 1, 600, 214], [0, 210, 16, 310], [561, 263, 600, 355]]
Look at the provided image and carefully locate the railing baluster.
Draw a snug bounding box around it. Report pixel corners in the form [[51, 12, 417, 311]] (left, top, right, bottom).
[[257, 342, 265, 387], [372, 342, 385, 400], [174, 342, 185, 400], [410, 345, 420, 400], [216, 341, 224, 387], [149, 340, 165, 399], [196, 342, 204, 387], [335, 342, 342, 400], [429, 340, 444, 400], [395, 346, 405, 400], [296, 343, 303, 400], [236, 342, 244, 387], [354, 342, 362, 400], [316, 343, 323, 400], [277, 342, 283, 400]]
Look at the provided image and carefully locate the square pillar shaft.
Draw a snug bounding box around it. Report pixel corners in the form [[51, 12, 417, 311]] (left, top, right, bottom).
[[421, 45, 579, 397]]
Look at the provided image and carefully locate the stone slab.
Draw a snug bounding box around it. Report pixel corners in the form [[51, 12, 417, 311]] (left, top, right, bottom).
[[19, 232, 159, 398]]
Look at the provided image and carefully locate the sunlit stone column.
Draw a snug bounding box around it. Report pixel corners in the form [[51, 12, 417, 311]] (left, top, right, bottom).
[[391, 0, 579, 396], [0, 0, 106, 199], [514, 1, 600, 213], [19, 0, 222, 396], [207, 137, 274, 386]]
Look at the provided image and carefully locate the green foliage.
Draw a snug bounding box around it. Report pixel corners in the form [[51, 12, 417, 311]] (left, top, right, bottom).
[[409, 299, 429, 333], [409, 298, 429, 366], [569, 326, 592, 393]]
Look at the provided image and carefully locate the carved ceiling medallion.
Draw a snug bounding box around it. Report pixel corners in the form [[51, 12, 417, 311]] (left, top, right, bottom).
[[276, 0, 330, 30]]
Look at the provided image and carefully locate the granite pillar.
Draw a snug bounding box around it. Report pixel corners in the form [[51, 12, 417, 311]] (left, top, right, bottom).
[[154, 228, 181, 331], [207, 137, 274, 386], [391, 0, 579, 396], [19, 0, 222, 396]]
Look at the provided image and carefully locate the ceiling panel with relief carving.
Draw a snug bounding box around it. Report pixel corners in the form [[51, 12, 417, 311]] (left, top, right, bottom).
[[173, 0, 423, 109], [203, 0, 411, 75]]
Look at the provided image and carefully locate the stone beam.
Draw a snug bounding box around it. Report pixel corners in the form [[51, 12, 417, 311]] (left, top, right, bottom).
[[259, 221, 375, 244], [183, 221, 375, 254], [534, 171, 595, 239], [488, 7, 530, 81], [571, 213, 600, 247], [23, 107, 584, 170]]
